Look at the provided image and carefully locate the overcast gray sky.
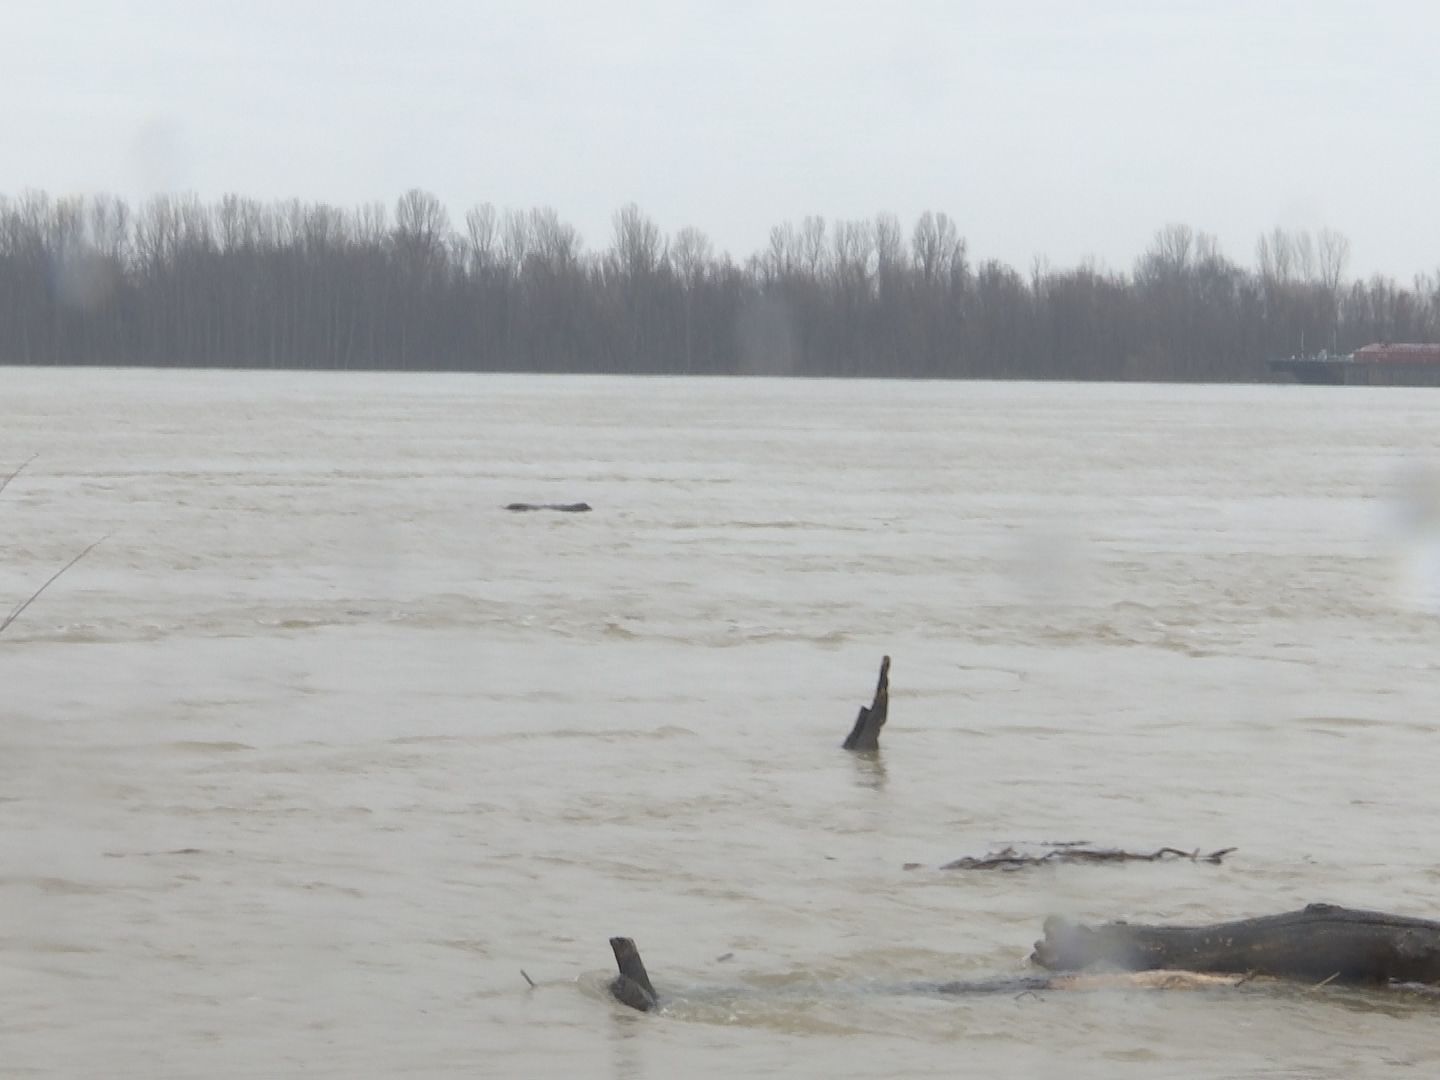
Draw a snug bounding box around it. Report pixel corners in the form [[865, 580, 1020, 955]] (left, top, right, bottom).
[[5, 0, 1437, 279]]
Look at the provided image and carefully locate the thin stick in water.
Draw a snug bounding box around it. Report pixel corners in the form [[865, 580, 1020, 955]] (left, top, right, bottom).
[[0, 454, 37, 499], [1, 536, 107, 636]]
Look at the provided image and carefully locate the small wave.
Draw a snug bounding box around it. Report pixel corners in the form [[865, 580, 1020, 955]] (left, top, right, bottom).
[[593, 623, 853, 648], [486, 725, 696, 744], [288, 879, 364, 899], [432, 938, 489, 955], [728, 519, 827, 530], [1000, 724, 1074, 737], [270, 617, 339, 631], [511, 689, 572, 704], [0, 876, 109, 896], [10, 940, 101, 955], [1299, 715, 1382, 730], [666, 518, 870, 532], [1109, 600, 1160, 613], [51, 624, 113, 644], [166, 740, 254, 753]]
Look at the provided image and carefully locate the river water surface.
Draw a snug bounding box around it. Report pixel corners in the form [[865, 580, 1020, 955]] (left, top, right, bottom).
[[4, 369, 1440, 1077]]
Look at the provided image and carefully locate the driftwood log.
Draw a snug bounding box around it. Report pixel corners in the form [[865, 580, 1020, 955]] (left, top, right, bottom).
[[606, 938, 1266, 1012], [504, 502, 592, 513], [1033, 903, 1440, 986], [842, 655, 890, 751], [607, 910, 1440, 1013]]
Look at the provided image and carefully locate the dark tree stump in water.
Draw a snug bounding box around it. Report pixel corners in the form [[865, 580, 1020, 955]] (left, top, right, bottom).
[[1033, 903, 1440, 986], [842, 656, 890, 751], [609, 936, 658, 1011]]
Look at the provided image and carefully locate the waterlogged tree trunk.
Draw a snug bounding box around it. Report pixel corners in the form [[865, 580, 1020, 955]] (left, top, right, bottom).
[[842, 656, 890, 751], [1033, 904, 1440, 986], [603, 935, 1262, 1014]]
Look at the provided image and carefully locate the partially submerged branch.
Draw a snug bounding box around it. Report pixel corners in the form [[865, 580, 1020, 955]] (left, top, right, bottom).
[[842, 655, 890, 751], [939, 844, 1236, 872]]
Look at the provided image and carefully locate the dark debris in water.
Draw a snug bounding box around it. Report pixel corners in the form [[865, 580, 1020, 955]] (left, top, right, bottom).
[[933, 844, 1236, 871], [504, 502, 592, 513]]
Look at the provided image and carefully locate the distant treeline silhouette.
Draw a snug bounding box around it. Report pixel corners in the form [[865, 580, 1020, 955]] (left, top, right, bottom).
[[2, 189, 1437, 379]]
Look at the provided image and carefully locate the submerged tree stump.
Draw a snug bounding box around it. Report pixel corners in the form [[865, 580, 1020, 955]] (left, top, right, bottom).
[[1032, 903, 1440, 986], [609, 936, 659, 1012], [842, 655, 890, 751]]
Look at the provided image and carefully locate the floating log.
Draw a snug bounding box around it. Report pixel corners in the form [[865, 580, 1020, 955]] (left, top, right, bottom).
[[842, 655, 890, 751], [608, 936, 658, 1012], [939, 844, 1236, 871], [504, 502, 592, 513], [1032, 903, 1440, 986]]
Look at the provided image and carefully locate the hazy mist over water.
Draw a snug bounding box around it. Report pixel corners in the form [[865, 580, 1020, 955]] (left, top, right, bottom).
[[5, 369, 1440, 1077]]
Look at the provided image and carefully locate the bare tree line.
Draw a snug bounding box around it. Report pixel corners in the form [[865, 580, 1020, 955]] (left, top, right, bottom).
[[1, 189, 1437, 379]]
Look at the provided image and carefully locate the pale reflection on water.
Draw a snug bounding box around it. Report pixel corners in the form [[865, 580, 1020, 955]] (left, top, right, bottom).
[[3, 369, 1440, 1078]]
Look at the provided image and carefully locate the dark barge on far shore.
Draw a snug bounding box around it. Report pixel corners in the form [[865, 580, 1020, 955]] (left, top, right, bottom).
[[1269, 343, 1440, 386]]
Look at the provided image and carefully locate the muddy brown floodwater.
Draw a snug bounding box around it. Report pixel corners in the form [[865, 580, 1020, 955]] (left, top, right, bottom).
[[4, 369, 1440, 1077]]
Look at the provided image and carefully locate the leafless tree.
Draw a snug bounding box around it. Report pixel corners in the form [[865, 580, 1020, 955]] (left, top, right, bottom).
[[1318, 228, 1351, 297], [0, 189, 1432, 380], [464, 203, 498, 272], [612, 202, 664, 279], [798, 215, 828, 277], [671, 226, 712, 290]]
